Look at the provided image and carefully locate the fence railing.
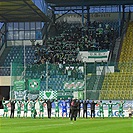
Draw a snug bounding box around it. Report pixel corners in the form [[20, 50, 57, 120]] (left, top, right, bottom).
[[1, 61, 133, 100]]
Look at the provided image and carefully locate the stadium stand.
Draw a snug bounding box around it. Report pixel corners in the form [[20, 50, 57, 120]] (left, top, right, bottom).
[[100, 22, 133, 100], [0, 19, 122, 99], [0, 0, 133, 101]]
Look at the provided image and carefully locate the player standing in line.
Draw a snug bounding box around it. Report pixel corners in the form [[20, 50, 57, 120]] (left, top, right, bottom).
[[45, 99, 53, 119], [38, 99, 45, 119], [60, 99, 68, 118], [97, 101, 106, 119], [77, 99, 82, 118], [29, 99, 36, 118], [88, 100, 97, 119], [127, 106, 132, 119], [117, 100, 125, 118], [22, 99, 29, 118], [54, 99, 59, 118], [17, 100, 22, 118], [10, 99, 16, 118], [83, 100, 88, 118], [69, 98, 72, 118], [2, 97, 9, 118], [70, 99, 78, 121], [106, 101, 116, 118]]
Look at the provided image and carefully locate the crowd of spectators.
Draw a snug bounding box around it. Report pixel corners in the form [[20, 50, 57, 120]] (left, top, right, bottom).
[[32, 21, 116, 66]]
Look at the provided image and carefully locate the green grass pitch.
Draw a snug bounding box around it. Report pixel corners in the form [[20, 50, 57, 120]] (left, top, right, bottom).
[[0, 117, 133, 133]]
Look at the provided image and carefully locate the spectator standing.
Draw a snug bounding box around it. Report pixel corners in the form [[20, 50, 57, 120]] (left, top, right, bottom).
[[67, 66, 72, 78]]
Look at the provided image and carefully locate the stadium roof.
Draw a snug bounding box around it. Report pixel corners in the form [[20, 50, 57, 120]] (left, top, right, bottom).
[[0, 0, 50, 22], [46, 0, 133, 7]]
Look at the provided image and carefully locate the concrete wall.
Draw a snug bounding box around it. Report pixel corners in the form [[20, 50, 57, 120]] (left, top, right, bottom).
[[7, 40, 42, 46], [56, 12, 133, 23], [56, 12, 120, 23], [0, 76, 11, 86], [0, 76, 21, 86]]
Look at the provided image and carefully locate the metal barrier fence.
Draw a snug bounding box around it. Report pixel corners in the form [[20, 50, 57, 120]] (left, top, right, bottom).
[[0, 61, 133, 100]]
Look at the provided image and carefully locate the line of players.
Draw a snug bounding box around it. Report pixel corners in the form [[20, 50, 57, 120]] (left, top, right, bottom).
[[2, 97, 126, 119]]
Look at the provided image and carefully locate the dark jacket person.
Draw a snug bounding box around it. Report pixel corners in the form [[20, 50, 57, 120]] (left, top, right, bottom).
[[46, 99, 53, 118], [83, 100, 88, 118], [88, 100, 97, 118], [10, 99, 16, 118], [70, 99, 78, 121]]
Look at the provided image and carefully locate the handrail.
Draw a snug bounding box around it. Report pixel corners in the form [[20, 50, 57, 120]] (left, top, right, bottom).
[[0, 23, 6, 51], [0, 66, 10, 68], [117, 20, 129, 63]]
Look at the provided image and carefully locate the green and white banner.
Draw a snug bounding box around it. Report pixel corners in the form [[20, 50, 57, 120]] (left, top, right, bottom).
[[28, 79, 40, 91], [73, 91, 84, 99], [64, 80, 84, 90], [13, 80, 25, 91], [39, 90, 57, 99], [77, 50, 110, 62], [14, 90, 27, 100], [57, 91, 73, 99], [78, 91, 84, 99]]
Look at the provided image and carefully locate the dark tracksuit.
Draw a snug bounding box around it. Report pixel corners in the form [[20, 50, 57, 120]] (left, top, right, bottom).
[[70, 100, 78, 121], [89, 101, 97, 118], [77, 100, 81, 118], [83, 100, 88, 118], [69, 99, 72, 118], [46, 100, 53, 118], [10, 100, 16, 118]]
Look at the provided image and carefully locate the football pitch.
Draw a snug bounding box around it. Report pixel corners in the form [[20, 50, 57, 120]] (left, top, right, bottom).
[[0, 117, 132, 133]]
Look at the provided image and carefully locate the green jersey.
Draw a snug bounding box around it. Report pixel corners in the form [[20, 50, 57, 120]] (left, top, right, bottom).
[[2, 100, 9, 112], [30, 101, 36, 113], [107, 103, 116, 112], [17, 101, 22, 113], [117, 101, 125, 112], [39, 101, 45, 112], [55, 101, 59, 112], [98, 102, 106, 112], [23, 101, 29, 113]]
